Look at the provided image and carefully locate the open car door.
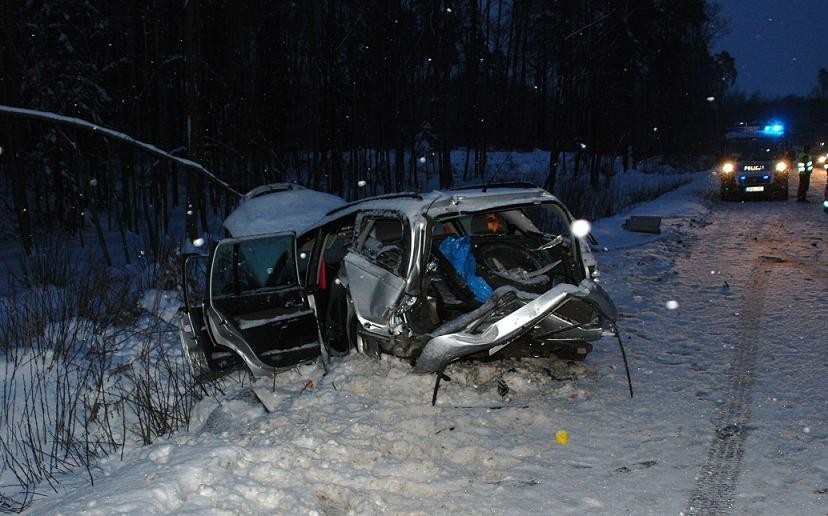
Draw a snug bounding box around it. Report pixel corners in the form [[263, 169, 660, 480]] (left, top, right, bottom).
[[200, 233, 323, 379], [179, 253, 242, 382]]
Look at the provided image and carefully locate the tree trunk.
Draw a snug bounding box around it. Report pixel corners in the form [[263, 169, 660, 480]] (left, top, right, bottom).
[[184, 0, 202, 241]]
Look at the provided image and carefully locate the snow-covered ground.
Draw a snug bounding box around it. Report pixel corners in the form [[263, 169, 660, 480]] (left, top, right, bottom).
[[23, 170, 828, 514]]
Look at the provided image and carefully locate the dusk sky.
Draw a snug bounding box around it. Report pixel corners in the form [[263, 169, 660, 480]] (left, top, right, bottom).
[[713, 0, 828, 98]]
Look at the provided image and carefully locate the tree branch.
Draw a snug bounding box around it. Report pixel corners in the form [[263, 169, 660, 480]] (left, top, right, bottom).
[[0, 104, 242, 198]]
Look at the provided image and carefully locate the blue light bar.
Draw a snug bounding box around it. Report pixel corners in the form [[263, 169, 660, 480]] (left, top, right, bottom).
[[760, 122, 785, 136]]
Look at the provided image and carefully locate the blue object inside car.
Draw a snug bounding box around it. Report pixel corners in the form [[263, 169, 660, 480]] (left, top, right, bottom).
[[438, 236, 493, 303]]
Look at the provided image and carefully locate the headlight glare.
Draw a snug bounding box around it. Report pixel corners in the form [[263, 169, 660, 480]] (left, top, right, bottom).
[[721, 162, 735, 174], [775, 161, 787, 172]]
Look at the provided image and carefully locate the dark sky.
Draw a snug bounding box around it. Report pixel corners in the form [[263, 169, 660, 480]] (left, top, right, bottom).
[[713, 0, 828, 97]]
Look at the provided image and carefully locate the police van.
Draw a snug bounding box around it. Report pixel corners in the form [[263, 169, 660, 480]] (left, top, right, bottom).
[[718, 123, 790, 201]]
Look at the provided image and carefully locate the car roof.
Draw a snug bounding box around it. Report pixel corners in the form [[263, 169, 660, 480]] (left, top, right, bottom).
[[223, 183, 560, 237], [319, 186, 559, 226], [223, 184, 347, 237]]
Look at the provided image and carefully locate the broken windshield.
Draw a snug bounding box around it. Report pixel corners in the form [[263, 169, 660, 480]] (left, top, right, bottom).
[[434, 204, 571, 239]]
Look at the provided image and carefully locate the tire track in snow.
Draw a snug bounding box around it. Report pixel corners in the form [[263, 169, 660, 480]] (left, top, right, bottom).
[[686, 226, 784, 515]]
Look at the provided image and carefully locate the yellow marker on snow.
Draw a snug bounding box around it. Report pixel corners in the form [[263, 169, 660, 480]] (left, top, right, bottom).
[[555, 430, 569, 445]]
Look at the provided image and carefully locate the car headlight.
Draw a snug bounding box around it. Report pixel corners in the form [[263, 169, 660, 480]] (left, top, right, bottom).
[[823, 200, 828, 208], [721, 162, 735, 174], [775, 161, 788, 172], [819, 155, 827, 164]]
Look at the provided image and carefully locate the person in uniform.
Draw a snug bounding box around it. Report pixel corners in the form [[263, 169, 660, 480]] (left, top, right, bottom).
[[796, 144, 814, 202]]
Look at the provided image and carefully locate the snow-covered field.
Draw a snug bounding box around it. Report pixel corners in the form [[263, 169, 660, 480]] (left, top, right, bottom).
[[14, 170, 828, 514]]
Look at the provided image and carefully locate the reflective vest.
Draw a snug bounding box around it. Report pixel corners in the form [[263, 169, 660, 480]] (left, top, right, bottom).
[[797, 153, 813, 174]]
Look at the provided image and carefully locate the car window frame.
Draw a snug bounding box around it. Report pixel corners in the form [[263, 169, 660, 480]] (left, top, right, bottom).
[[352, 210, 411, 278]]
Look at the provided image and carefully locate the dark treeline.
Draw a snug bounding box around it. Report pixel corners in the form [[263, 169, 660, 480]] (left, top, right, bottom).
[[1, 0, 735, 256]]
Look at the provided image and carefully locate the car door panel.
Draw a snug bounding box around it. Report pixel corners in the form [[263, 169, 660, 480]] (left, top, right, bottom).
[[343, 252, 406, 326], [343, 214, 409, 328], [205, 232, 323, 377], [179, 254, 245, 380]]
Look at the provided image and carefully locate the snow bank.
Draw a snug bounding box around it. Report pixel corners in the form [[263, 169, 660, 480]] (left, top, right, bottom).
[[32, 355, 598, 514]]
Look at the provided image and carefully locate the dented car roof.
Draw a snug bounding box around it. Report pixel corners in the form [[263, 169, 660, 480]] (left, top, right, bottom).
[[224, 183, 562, 237]]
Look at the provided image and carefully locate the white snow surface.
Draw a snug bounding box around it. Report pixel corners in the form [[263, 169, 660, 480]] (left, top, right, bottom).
[[27, 171, 828, 514], [223, 188, 346, 237]]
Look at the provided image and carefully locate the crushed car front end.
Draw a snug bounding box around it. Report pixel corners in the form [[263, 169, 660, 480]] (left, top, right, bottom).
[[354, 186, 619, 371], [414, 279, 616, 372]]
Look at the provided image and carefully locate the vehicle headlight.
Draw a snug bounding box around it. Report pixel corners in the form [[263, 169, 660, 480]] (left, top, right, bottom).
[[824, 200, 828, 208], [774, 161, 787, 172], [721, 162, 735, 174], [819, 155, 827, 164]]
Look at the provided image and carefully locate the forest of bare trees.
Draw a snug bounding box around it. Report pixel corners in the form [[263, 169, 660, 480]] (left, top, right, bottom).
[[1, 0, 737, 255]]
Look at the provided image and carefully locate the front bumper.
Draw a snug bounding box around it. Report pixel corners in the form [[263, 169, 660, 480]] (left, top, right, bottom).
[[721, 171, 787, 197], [414, 279, 617, 373]]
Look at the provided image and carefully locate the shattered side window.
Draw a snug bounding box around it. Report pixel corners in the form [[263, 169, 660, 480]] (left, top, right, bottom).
[[356, 217, 406, 275], [211, 234, 298, 299]]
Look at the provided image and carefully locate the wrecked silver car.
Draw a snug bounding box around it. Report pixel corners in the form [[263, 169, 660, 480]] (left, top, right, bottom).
[[179, 182, 618, 383]]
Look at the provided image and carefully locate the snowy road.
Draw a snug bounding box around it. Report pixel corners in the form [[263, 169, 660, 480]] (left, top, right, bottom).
[[596, 170, 828, 514], [684, 196, 827, 513], [30, 171, 828, 515]]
